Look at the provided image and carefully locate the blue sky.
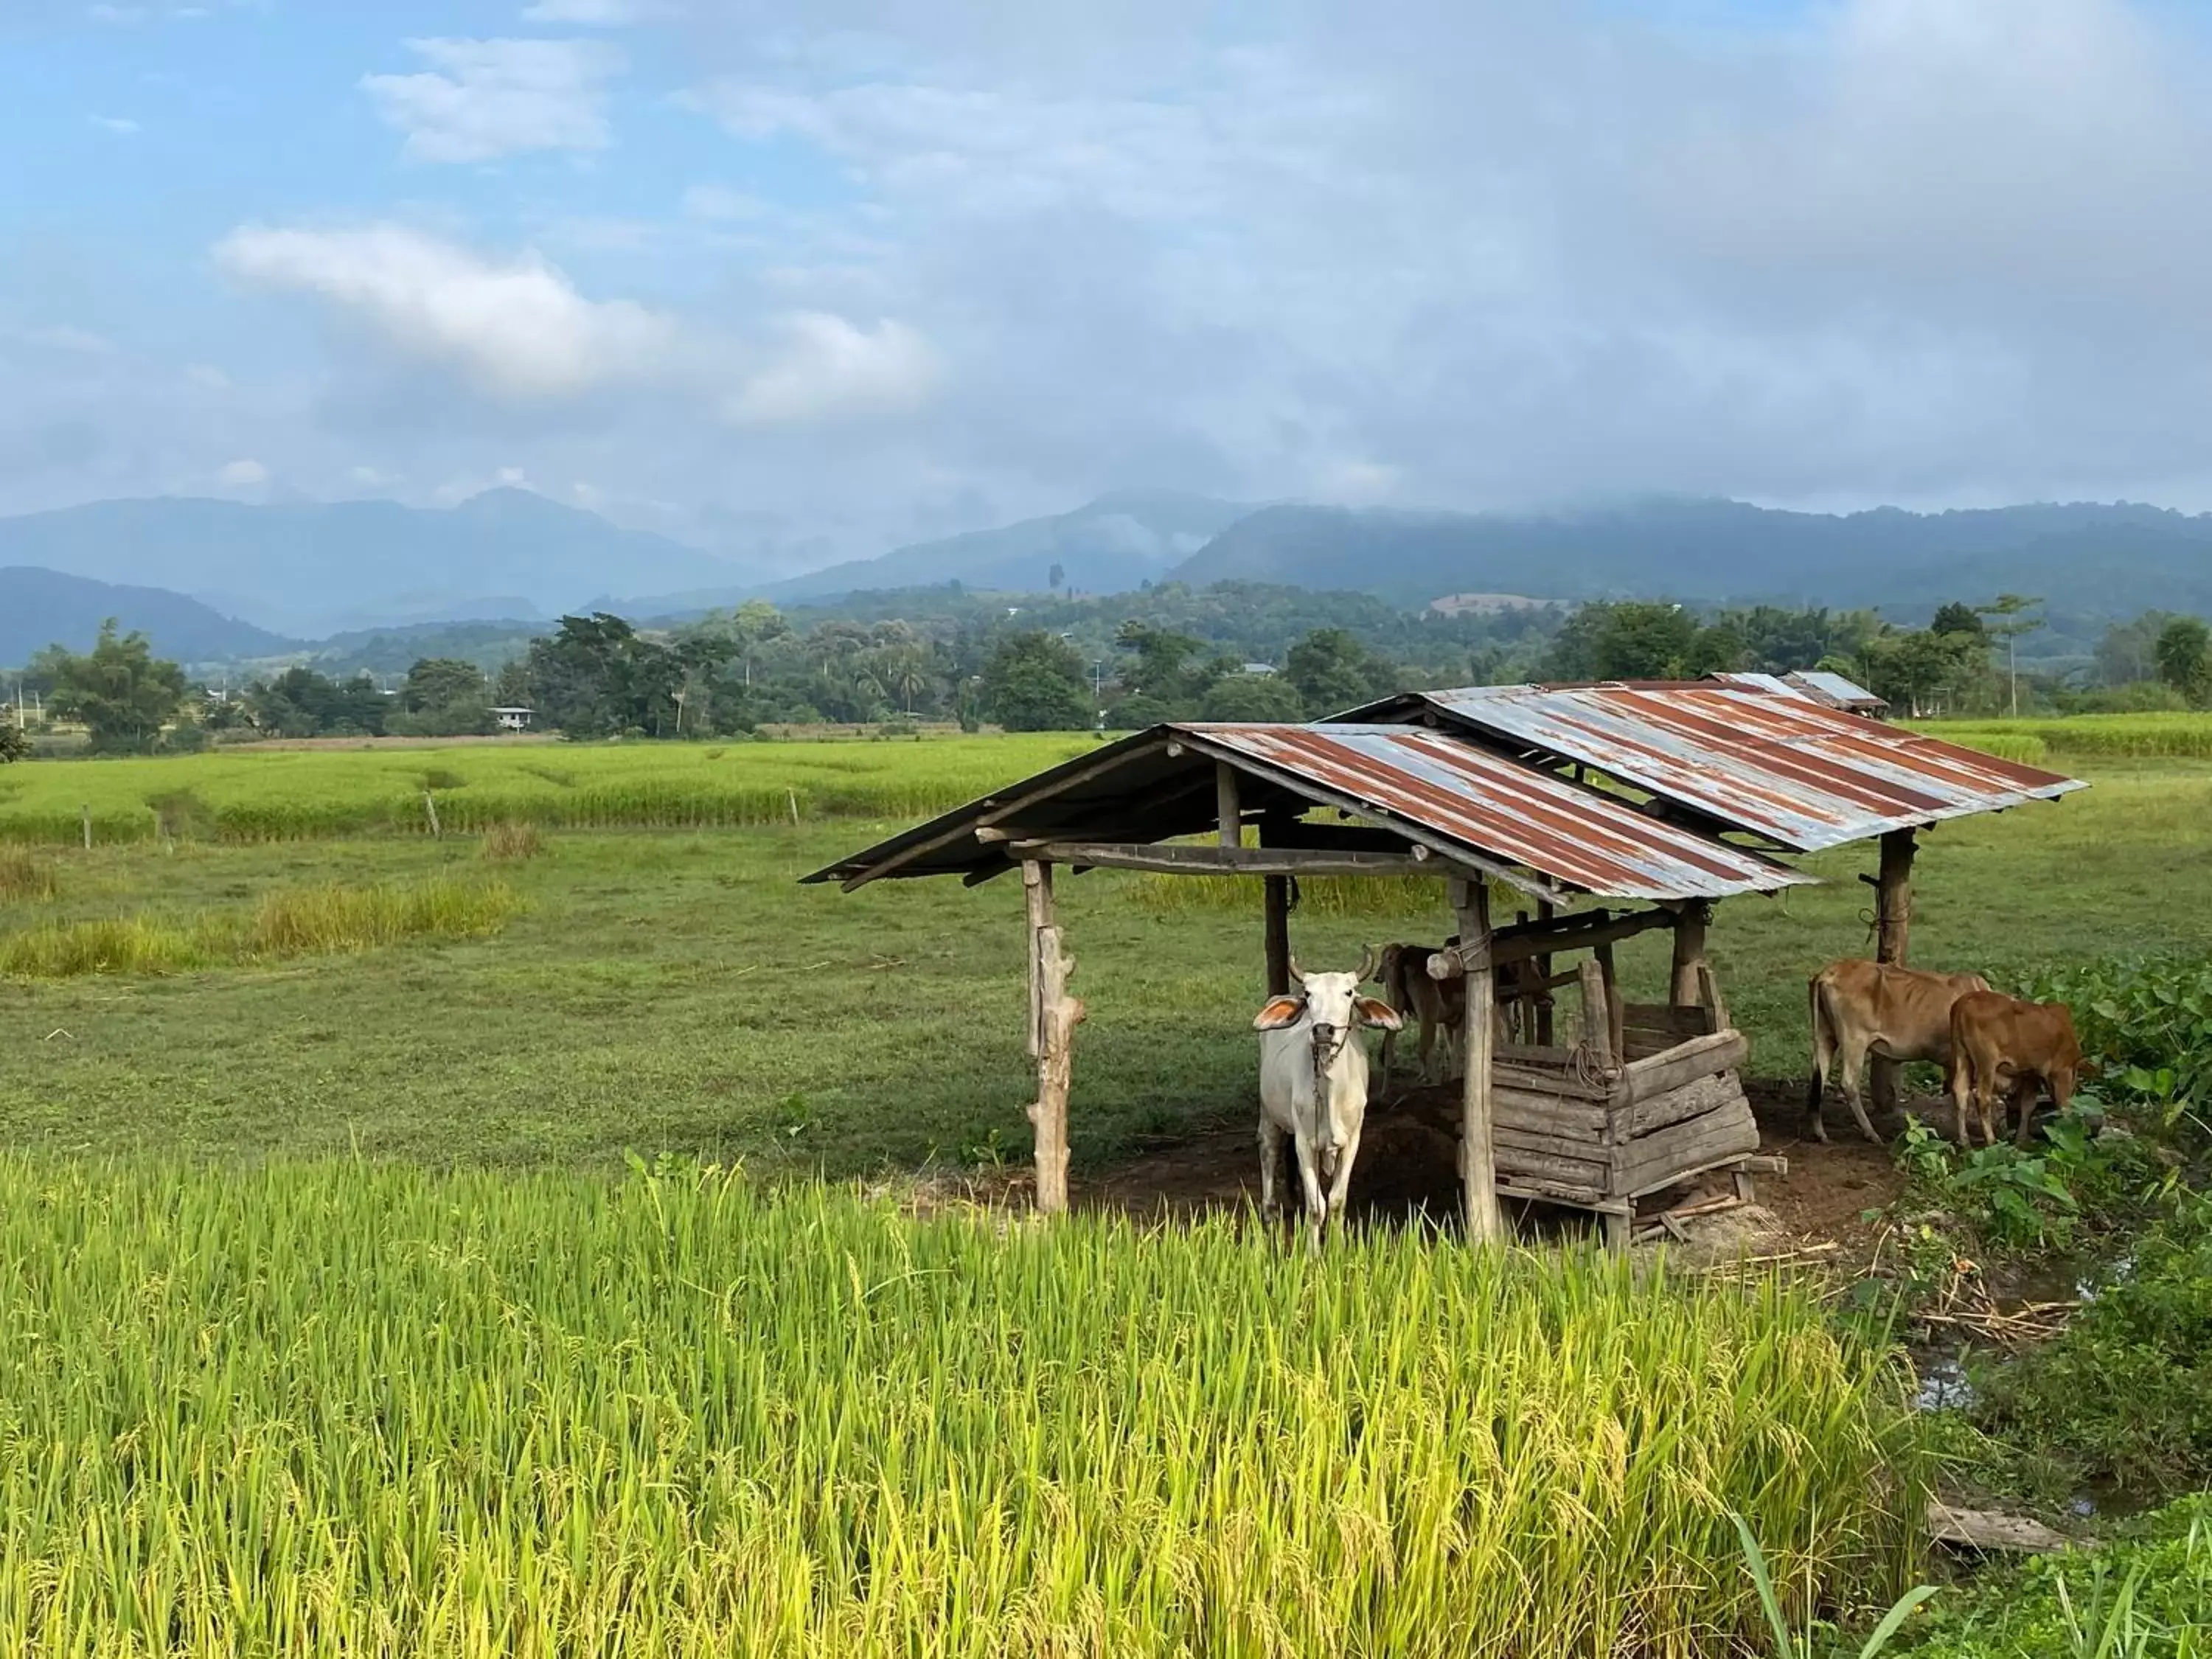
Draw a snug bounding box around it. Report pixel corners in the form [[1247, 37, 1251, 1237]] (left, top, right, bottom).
[[7, 1, 2212, 571]]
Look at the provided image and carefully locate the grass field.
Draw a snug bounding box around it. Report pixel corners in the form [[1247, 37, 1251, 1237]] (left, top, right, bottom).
[[0, 1157, 1923, 1658]]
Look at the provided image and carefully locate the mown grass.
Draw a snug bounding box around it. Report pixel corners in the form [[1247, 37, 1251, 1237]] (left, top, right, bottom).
[[0, 877, 518, 978], [0, 1155, 1926, 1658], [0, 734, 1099, 846]]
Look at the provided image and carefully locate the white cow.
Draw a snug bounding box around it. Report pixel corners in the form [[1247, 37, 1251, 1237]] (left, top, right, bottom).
[[1254, 950, 1403, 1251]]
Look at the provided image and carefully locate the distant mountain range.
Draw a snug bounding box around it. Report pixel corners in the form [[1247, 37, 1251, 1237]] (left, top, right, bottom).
[[0, 566, 295, 667], [6, 488, 2211, 670], [713, 490, 1253, 608], [0, 489, 762, 638], [1173, 498, 2212, 616]]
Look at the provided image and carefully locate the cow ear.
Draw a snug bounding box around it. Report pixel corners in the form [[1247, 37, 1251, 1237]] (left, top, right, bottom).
[[1253, 996, 1306, 1030], [1353, 996, 1404, 1032]]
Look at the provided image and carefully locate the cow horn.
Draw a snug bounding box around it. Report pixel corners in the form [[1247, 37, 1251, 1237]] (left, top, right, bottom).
[[1355, 943, 1377, 981], [1287, 954, 1304, 984]]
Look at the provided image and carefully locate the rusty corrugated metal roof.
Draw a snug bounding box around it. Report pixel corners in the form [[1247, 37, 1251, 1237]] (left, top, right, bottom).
[[1184, 724, 1810, 899], [1357, 683, 2083, 852], [1787, 669, 1888, 709]]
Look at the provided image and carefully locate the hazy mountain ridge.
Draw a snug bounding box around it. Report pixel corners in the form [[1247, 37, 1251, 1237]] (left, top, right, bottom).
[[0, 490, 763, 639], [1167, 498, 2212, 616], [0, 566, 295, 667]]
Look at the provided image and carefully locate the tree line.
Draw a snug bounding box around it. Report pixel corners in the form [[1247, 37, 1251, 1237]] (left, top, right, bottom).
[[5, 591, 2211, 758]]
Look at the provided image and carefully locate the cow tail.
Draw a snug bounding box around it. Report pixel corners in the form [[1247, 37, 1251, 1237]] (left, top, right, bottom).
[[1805, 975, 1831, 1115]]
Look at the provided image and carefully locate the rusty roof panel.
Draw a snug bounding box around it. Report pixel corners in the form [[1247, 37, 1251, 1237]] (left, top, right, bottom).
[[1385, 684, 2084, 852], [1186, 723, 1809, 899]]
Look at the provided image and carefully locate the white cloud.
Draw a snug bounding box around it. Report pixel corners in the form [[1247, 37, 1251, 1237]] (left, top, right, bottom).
[[214, 223, 679, 398], [362, 38, 625, 164], [680, 183, 762, 220], [348, 465, 400, 488], [217, 458, 268, 487], [723, 313, 938, 426], [91, 115, 142, 135], [86, 4, 147, 21]]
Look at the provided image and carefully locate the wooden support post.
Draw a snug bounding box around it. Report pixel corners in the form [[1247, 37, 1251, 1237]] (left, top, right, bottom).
[[1023, 861, 1083, 1215], [1594, 942, 1625, 1068], [1215, 761, 1241, 849], [1263, 875, 1291, 997], [80, 804, 91, 852], [1577, 958, 1615, 1070], [1871, 827, 1917, 1112], [1451, 878, 1505, 1245], [1669, 900, 1711, 1009], [1534, 900, 1557, 1047]]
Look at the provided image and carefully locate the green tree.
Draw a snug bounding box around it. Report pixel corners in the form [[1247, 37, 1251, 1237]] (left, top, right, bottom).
[[41, 620, 188, 752], [2154, 616, 2211, 704], [1929, 601, 1986, 639], [521, 614, 678, 737], [1284, 627, 1374, 715], [1548, 602, 1698, 681], [1200, 672, 1307, 721], [403, 658, 488, 713], [246, 667, 389, 738], [981, 631, 1092, 731], [1977, 594, 2044, 717], [0, 712, 27, 763]]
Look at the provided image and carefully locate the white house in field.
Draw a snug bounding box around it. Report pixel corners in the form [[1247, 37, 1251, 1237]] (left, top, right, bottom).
[[490, 706, 535, 733]]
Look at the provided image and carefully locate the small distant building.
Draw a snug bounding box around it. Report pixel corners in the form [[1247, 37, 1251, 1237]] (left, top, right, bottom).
[[1239, 662, 1278, 676], [1708, 671, 1889, 719], [490, 706, 535, 732]]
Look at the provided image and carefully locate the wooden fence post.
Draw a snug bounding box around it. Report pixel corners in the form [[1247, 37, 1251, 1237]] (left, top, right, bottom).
[[423, 790, 442, 840], [1452, 877, 1504, 1245], [1870, 827, 1916, 1111], [80, 804, 91, 852], [1023, 860, 1082, 1214]]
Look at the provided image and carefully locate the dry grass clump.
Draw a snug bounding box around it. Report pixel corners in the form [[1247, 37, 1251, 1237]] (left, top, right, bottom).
[[0, 1158, 1929, 1657], [0, 877, 518, 978], [479, 820, 546, 861], [0, 847, 57, 902]]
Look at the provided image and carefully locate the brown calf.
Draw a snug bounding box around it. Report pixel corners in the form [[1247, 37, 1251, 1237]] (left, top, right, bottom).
[[1374, 942, 1462, 1082], [1947, 990, 2082, 1147], [1806, 959, 1992, 1143]]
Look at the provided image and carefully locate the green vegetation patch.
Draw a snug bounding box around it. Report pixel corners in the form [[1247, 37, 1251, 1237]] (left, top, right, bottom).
[[0, 1157, 1926, 1657], [0, 876, 518, 978]]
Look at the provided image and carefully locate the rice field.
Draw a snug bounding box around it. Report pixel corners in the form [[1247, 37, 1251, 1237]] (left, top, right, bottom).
[[1915, 711, 2212, 765], [0, 734, 1099, 846], [0, 1156, 1926, 1658]]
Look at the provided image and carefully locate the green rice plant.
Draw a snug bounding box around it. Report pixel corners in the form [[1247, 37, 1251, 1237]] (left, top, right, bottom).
[[0, 736, 1100, 846], [1130, 872, 1528, 924], [479, 820, 546, 861], [0, 1158, 1930, 1658], [1733, 1512, 1938, 1658], [0, 877, 518, 978], [0, 846, 57, 902], [1916, 714, 2212, 763]]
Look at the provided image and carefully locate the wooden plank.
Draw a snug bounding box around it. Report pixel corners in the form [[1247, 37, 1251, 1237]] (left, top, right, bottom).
[[1494, 1058, 1610, 1104], [1494, 1088, 1609, 1144], [1011, 841, 1438, 878], [1613, 1107, 1761, 1196], [844, 737, 1167, 889], [1429, 905, 1676, 973], [1614, 1030, 1750, 1107], [1615, 1072, 1745, 1142], [1927, 1502, 2070, 1554], [1492, 1138, 1611, 1191], [1497, 1180, 1608, 1209], [1454, 879, 1504, 1245]]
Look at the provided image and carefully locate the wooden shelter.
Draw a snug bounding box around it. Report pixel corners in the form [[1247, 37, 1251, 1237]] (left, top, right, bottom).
[[807, 683, 2083, 1244]]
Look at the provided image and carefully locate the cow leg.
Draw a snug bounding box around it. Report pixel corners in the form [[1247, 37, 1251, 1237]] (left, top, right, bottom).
[[1805, 979, 1833, 1142], [1292, 1129, 1327, 1254], [1323, 1121, 1364, 1242], [1839, 1046, 1881, 1144], [1259, 1115, 1284, 1215], [1949, 1054, 1975, 1146], [1416, 1015, 1439, 1084], [2010, 1079, 2039, 1148]]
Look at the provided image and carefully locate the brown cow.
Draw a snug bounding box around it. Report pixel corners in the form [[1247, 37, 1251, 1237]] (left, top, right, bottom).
[[1373, 942, 1461, 1082], [1806, 959, 1992, 1143], [1947, 990, 2082, 1147]]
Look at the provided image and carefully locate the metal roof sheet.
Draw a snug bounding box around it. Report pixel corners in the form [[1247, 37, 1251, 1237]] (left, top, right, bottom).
[[1787, 669, 1887, 709], [1711, 672, 1806, 700], [1357, 683, 2084, 852], [1186, 724, 1809, 899]]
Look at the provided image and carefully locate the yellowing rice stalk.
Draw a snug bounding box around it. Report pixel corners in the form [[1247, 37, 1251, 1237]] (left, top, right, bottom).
[[0, 1158, 1927, 1657], [0, 846, 58, 902], [0, 876, 518, 977]]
